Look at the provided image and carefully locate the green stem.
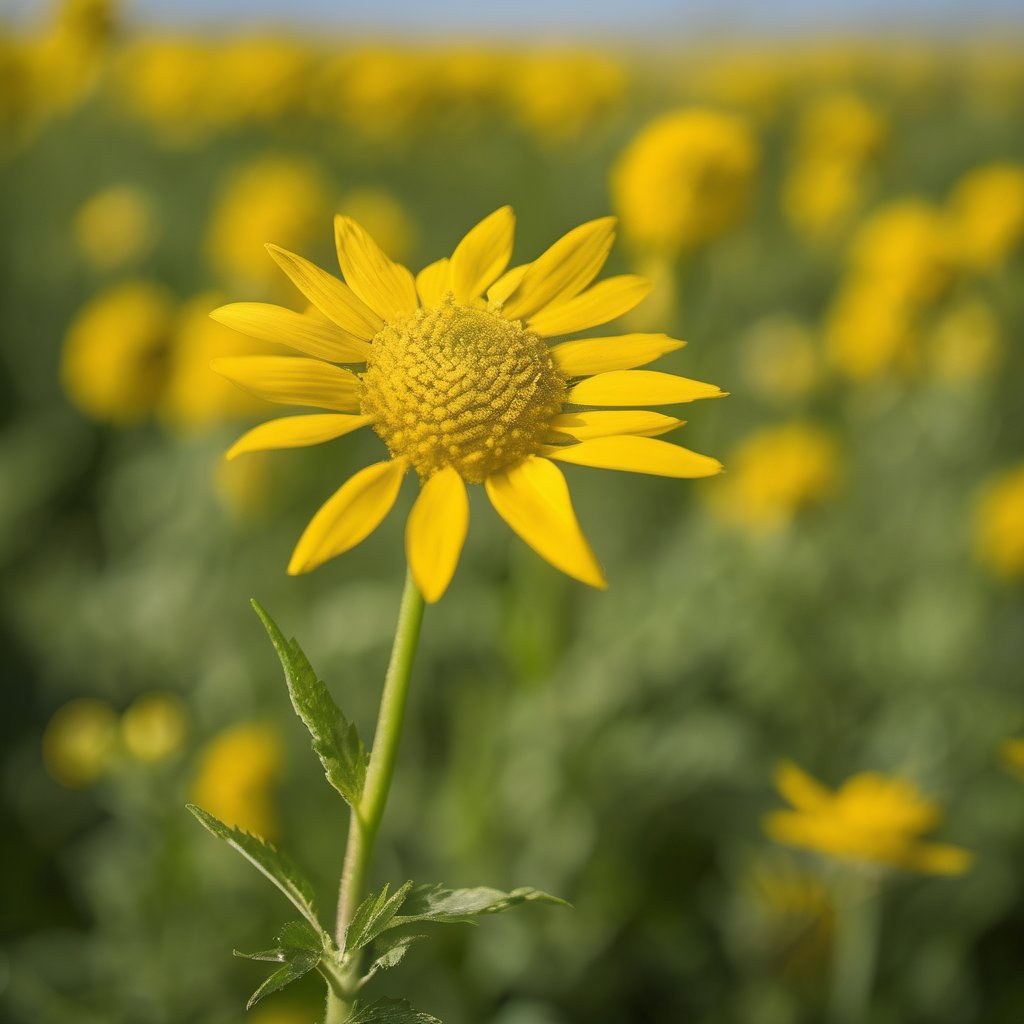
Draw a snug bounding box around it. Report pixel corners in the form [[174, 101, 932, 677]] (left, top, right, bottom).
[[336, 567, 426, 945], [828, 874, 881, 1024]]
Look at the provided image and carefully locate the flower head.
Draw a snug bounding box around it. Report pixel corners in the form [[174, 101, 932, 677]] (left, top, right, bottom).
[[212, 208, 725, 601], [948, 162, 1024, 271], [765, 761, 972, 876], [611, 108, 758, 255], [974, 463, 1024, 581]]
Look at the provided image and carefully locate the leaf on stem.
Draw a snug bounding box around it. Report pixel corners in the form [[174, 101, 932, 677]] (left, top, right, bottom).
[[361, 932, 428, 985], [391, 884, 570, 927], [347, 998, 443, 1023], [235, 920, 324, 1010], [187, 804, 329, 942], [252, 600, 368, 807], [344, 880, 414, 952]]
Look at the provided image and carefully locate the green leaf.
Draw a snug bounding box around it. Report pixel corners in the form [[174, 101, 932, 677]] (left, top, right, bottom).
[[245, 951, 320, 1010], [235, 919, 323, 962], [347, 998, 442, 1023], [361, 932, 427, 984], [390, 884, 570, 928], [187, 804, 328, 941], [344, 880, 414, 952], [252, 600, 367, 806]]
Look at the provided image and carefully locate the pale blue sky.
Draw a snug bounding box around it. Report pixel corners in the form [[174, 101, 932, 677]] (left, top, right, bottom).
[[3, 0, 1023, 35]]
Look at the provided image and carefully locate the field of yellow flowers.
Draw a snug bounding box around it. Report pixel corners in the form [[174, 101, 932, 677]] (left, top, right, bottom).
[[2, 2, 1024, 1022]]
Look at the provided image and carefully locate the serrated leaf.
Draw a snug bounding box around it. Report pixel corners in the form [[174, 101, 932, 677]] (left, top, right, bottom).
[[390, 884, 570, 928], [235, 919, 323, 962], [187, 804, 328, 941], [347, 997, 442, 1023], [253, 600, 367, 806], [361, 932, 427, 984], [245, 950, 320, 1010], [344, 880, 414, 953]]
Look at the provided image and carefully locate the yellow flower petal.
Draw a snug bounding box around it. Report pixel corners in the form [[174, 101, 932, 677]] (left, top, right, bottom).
[[485, 456, 606, 589], [226, 413, 372, 460], [265, 244, 383, 340], [569, 370, 726, 406], [774, 761, 833, 812], [450, 206, 516, 302], [528, 276, 652, 337], [334, 215, 418, 322], [212, 356, 360, 411], [210, 303, 370, 363], [405, 466, 469, 603], [546, 435, 722, 478], [900, 842, 973, 876], [501, 216, 616, 321], [550, 333, 685, 376], [487, 263, 529, 307], [416, 258, 452, 307], [550, 410, 685, 441], [288, 458, 406, 575]]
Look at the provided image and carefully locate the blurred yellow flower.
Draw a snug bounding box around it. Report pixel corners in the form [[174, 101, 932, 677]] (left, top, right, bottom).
[[792, 91, 887, 165], [948, 162, 1024, 271], [765, 761, 972, 875], [73, 184, 157, 271], [1001, 738, 1024, 779], [205, 155, 333, 290], [847, 199, 958, 303], [611, 108, 758, 255], [206, 35, 311, 126], [61, 280, 176, 425], [162, 293, 270, 431], [338, 188, 417, 264], [507, 50, 626, 144], [211, 207, 724, 601], [43, 698, 119, 788], [707, 423, 842, 532], [974, 463, 1024, 581], [191, 722, 283, 840], [825, 276, 919, 380], [121, 692, 188, 763], [782, 157, 863, 240], [928, 298, 1001, 382]]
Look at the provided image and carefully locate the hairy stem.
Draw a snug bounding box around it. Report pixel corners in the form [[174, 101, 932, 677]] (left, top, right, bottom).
[[336, 568, 425, 950]]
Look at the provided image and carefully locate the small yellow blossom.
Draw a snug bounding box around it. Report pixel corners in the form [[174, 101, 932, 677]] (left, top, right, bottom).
[[205, 155, 333, 290], [43, 698, 119, 788], [61, 280, 176, 425], [765, 761, 972, 875], [611, 108, 758, 256], [707, 423, 842, 533], [1001, 738, 1024, 779], [948, 163, 1024, 271], [792, 91, 887, 165], [974, 463, 1024, 581], [191, 722, 283, 840], [121, 692, 188, 763], [206, 35, 311, 126], [73, 184, 157, 271], [928, 298, 1001, 382], [782, 157, 863, 240]]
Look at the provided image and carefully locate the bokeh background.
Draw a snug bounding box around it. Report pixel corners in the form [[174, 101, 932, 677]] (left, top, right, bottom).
[[2, 1, 1024, 1021]]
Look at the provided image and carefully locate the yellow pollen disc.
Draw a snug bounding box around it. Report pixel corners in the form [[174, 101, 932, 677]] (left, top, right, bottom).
[[360, 298, 567, 482]]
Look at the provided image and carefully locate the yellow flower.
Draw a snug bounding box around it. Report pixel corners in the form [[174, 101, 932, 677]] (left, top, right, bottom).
[[782, 157, 863, 240], [191, 722, 283, 840], [1001, 738, 1024, 779], [43, 698, 119, 788], [206, 35, 311, 126], [927, 298, 1001, 382], [61, 280, 176, 425], [974, 463, 1024, 581], [611, 108, 758, 255], [792, 91, 887, 166], [707, 423, 841, 533], [765, 762, 972, 876], [948, 163, 1024, 271], [73, 183, 157, 270], [121, 692, 188, 763], [212, 208, 725, 602], [847, 199, 958, 303], [162, 292, 270, 431], [205, 155, 332, 290]]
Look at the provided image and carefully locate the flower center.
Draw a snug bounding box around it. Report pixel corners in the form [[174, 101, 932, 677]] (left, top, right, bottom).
[[360, 298, 566, 482]]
